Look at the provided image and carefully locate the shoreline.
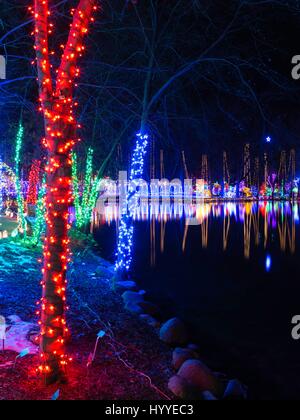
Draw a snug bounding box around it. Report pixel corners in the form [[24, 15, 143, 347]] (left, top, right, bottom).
[[0, 235, 246, 400]]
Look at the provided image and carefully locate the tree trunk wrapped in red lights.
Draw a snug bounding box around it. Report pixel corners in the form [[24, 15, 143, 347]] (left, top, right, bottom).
[[32, 0, 97, 384]]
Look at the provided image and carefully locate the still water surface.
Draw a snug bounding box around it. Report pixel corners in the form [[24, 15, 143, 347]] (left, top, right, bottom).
[[93, 201, 300, 399]]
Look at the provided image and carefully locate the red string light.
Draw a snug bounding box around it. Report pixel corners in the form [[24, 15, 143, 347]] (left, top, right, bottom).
[[27, 160, 41, 205], [30, 0, 98, 383]]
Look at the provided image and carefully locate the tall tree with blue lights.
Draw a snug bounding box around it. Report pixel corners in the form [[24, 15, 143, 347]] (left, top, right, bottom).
[[32, 0, 97, 384]]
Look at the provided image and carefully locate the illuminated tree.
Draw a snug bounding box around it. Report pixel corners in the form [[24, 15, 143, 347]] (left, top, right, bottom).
[[32, 0, 97, 384], [27, 160, 41, 205]]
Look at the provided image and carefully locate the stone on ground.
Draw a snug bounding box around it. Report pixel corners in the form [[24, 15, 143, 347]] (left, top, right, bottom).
[[172, 347, 199, 370], [177, 359, 223, 397], [122, 291, 145, 305], [223, 379, 248, 400], [159, 318, 188, 345], [125, 303, 144, 314], [168, 375, 202, 400]]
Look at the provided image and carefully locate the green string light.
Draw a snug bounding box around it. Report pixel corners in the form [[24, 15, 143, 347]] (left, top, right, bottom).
[[31, 175, 46, 246], [71, 148, 98, 229], [14, 122, 27, 239], [71, 151, 83, 228], [82, 147, 94, 216]]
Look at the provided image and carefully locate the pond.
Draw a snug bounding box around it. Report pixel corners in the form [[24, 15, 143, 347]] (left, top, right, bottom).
[[93, 201, 300, 400]]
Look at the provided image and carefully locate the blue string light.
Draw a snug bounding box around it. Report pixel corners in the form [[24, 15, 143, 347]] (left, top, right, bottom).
[[129, 133, 149, 181], [115, 133, 149, 274], [265, 254, 272, 272], [115, 214, 134, 272]]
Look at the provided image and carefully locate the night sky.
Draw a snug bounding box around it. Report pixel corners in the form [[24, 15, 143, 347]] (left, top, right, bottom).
[[1, 0, 300, 179]]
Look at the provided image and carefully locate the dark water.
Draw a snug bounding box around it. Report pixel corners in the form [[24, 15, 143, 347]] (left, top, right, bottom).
[[93, 201, 300, 400]]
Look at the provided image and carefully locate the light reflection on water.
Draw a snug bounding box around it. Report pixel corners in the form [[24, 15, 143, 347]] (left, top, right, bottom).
[[92, 200, 300, 399], [92, 201, 300, 263]]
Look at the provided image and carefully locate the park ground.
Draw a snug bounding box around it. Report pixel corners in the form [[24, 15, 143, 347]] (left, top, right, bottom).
[[0, 236, 173, 400]]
